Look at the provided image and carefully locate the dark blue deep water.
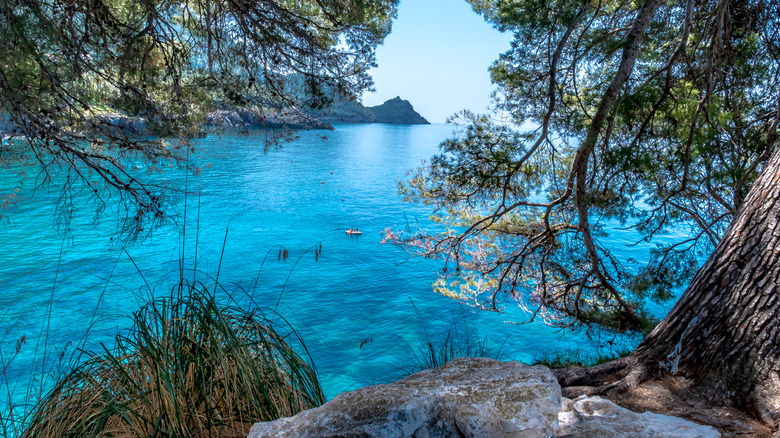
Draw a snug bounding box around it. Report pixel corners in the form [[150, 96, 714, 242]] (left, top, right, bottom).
[[0, 124, 647, 418]]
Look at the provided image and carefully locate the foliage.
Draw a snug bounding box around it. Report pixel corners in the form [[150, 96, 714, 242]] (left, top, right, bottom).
[[0, 0, 398, 238], [392, 0, 780, 332], [16, 281, 324, 438]]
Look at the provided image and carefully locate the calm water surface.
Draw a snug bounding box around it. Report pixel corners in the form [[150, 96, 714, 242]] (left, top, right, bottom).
[[0, 124, 647, 416]]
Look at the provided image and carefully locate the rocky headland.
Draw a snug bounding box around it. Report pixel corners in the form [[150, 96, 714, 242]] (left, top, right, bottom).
[[317, 96, 430, 125]]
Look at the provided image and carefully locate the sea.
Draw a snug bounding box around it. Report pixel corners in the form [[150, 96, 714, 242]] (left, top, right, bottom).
[[0, 123, 654, 419]]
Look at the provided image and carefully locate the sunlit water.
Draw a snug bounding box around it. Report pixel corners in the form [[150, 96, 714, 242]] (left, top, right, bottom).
[[0, 123, 661, 419]]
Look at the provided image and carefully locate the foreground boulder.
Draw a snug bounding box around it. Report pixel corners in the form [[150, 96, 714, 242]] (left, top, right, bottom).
[[249, 357, 561, 438], [556, 395, 720, 437], [249, 357, 722, 438]]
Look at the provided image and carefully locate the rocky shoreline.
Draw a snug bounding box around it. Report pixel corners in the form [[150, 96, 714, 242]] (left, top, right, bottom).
[[0, 97, 429, 140], [0, 110, 331, 137]]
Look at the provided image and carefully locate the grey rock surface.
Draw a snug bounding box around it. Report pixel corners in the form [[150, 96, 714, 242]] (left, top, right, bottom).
[[249, 360, 724, 438], [555, 395, 721, 437], [249, 357, 560, 438]]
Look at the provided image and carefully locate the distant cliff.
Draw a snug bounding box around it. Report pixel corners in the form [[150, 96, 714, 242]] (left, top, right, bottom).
[[320, 97, 430, 124]]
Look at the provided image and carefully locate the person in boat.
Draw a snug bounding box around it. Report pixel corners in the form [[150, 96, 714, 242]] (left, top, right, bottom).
[[347, 227, 354, 233]]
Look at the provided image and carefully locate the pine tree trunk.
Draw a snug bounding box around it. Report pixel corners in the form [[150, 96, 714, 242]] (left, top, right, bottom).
[[632, 143, 780, 419]]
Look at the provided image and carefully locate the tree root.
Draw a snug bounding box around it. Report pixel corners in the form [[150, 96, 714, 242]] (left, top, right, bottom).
[[749, 372, 780, 430], [551, 357, 777, 437], [552, 355, 635, 388]]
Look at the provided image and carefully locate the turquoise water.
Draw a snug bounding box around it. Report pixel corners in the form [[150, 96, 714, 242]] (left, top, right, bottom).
[[0, 124, 648, 418]]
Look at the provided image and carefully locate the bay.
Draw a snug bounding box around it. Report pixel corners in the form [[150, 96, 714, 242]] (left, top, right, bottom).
[[0, 123, 639, 418]]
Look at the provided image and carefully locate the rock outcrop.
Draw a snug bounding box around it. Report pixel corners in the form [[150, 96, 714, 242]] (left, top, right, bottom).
[[364, 97, 430, 124], [320, 97, 430, 124], [207, 109, 332, 130], [249, 357, 722, 438], [557, 395, 720, 437], [249, 357, 560, 438]]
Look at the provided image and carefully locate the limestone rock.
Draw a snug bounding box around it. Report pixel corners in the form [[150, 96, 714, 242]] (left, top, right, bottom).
[[555, 395, 721, 437], [249, 357, 560, 438]]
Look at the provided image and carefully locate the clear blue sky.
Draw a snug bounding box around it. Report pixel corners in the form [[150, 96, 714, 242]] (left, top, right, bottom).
[[361, 0, 513, 124]]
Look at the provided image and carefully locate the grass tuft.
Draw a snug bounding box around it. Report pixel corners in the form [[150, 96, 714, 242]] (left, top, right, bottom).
[[531, 347, 633, 369], [18, 280, 325, 438], [395, 313, 507, 377]]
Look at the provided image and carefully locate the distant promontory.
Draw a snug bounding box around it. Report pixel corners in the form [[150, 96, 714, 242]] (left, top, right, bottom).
[[318, 96, 430, 125]]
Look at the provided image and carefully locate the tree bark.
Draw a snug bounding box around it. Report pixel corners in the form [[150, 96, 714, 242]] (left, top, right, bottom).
[[631, 142, 780, 418]]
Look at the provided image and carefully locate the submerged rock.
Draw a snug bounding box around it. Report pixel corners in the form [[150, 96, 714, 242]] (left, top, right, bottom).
[[555, 395, 720, 437], [249, 357, 560, 438]]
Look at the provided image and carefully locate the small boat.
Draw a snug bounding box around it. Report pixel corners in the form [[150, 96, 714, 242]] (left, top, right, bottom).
[[346, 229, 363, 235]]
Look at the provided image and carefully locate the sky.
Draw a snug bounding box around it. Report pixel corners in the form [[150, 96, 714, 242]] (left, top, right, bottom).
[[360, 0, 513, 124]]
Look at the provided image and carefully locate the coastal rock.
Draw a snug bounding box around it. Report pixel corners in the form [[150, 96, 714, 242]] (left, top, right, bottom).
[[207, 109, 332, 130], [248, 357, 560, 438], [249, 360, 723, 438], [555, 395, 720, 437], [364, 97, 430, 124], [97, 113, 148, 134], [319, 96, 430, 124]]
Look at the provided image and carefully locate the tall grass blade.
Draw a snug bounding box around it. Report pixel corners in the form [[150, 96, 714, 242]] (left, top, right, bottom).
[[19, 283, 325, 438]]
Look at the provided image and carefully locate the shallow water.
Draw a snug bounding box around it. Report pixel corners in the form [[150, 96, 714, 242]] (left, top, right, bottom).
[[0, 124, 653, 418]]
